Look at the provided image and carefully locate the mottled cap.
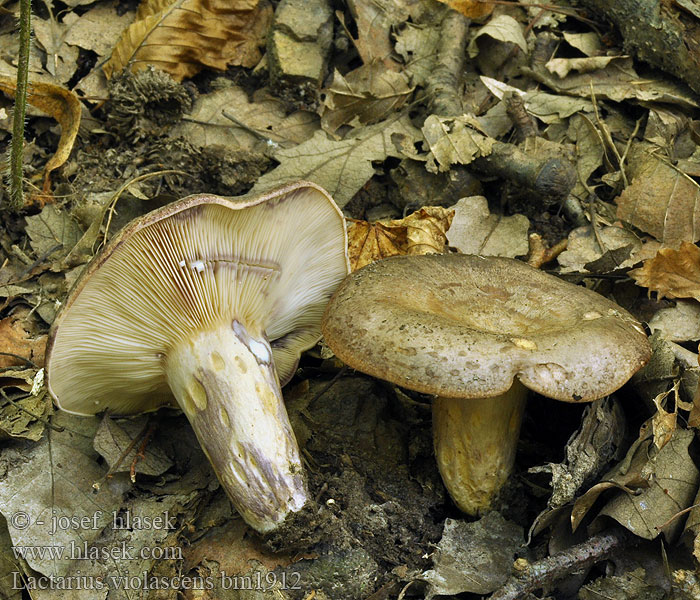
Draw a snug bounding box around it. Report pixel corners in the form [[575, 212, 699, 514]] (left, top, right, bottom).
[[322, 254, 651, 402], [47, 181, 349, 415]]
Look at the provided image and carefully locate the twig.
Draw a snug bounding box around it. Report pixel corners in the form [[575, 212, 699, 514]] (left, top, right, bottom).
[[489, 527, 635, 600], [309, 365, 348, 404], [93, 418, 152, 491]]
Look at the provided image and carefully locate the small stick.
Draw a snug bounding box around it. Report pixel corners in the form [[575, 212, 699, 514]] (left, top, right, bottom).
[[489, 527, 635, 600], [129, 423, 156, 482]]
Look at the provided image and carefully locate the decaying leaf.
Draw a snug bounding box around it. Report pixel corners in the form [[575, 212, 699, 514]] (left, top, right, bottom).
[[103, 0, 271, 81], [651, 387, 678, 450], [421, 514, 524, 598], [251, 113, 422, 207], [530, 398, 626, 513], [649, 299, 700, 342], [467, 14, 527, 59], [557, 225, 642, 274], [394, 20, 441, 87], [0, 311, 47, 369], [24, 204, 82, 263], [0, 77, 81, 193], [616, 143, 700, 247], [344, 0, 409, 70], [629, 242, 700, 302], [320, 63, 414, 134], [0, 390, 48, 442], [347, 206, 454, 271], [171, 86, 319, 151], [529, 57, 699, 108], [0, 413, 122, 577], [423, 114, 495, 172], [596, 428, 699, 540], [573, 427, 699, 539], [93, 416, 173, 477], [446, 196, 529, 258]]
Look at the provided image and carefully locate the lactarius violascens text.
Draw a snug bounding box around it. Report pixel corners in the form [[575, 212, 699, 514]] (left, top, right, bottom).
[[321, 254, 651, 515], [46, 182, 349, 533]]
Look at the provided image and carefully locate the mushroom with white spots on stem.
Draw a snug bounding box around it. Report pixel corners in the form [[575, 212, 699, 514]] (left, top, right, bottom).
[[321, 254, 651, 515], [46, 181, 349, 533]]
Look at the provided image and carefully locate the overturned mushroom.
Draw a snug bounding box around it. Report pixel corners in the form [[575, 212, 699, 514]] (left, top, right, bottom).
[[46, 182, 349, 533], [321, 254, 650, 515]]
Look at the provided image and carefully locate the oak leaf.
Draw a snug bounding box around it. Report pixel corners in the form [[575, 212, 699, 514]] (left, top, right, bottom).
[[629, 242, 700, 302], [347, 206, 454, 271], [103, 0, 271, 81]]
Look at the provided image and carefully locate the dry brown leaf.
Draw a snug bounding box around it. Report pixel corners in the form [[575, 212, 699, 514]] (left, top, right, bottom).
[[651, 389, 677, 450], [0, 77, 81, 197], [616, 143, 700, 247], [629, 242, 700, 302], [437, 0, 494, 20], [344, 0, 407, 70], [320, 63, 414, 134], [103, 0, 271, 81], [0, 312, 47, 369], [347, 207, 454, 271]]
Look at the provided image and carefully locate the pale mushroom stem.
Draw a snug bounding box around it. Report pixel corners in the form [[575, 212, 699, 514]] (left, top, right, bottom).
[[166, 320, 307, 533], [432, 380, 528, 515]]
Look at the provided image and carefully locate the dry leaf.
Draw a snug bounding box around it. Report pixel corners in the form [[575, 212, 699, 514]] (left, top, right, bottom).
[[651, 388, 677, 450], [616, 143, 700, 247], [347, 220, 404, 271], [347, 206, 454, 271], [629, 242, 700, 302], [344, 0, 408, 70], [0, 312, 47, 369], [446, 196, 529, 258], [423, 114, 495, 173], [597, 428, 699, 540], [436, 0, 494, 20], [649, 299, 700, 342], [0, 77, 81, 194], [467, 15, 527, 59], [251, 113, 422, 207], [557, 225, 641, 274], [320, 63, 414, 134], [171, 86, 319, 151], [103, 0, 271, 81]]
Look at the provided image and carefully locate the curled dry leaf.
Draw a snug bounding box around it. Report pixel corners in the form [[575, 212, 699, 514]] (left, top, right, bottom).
[[0, 77, 81, 197], [347, 206, 454, 271], [423, 114, 495, 173], [629, 242, 700, 302], [103, 0, 271, 81]]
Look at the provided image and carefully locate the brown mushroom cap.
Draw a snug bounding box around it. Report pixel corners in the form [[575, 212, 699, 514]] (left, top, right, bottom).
[[322, 254, 651, 402]]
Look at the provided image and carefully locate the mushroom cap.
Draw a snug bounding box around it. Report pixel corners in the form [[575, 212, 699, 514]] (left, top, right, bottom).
[[322, 254, 651, 402], [47, 181, 349, 415]]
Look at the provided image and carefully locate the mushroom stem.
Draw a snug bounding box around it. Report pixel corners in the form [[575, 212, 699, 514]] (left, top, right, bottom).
[[432, 380, 527, 515], [166, 320, 307, 533]]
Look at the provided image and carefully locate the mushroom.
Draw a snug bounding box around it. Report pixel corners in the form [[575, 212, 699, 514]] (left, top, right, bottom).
[[46, 181, 349, 533], [321, 254, 651, 515]]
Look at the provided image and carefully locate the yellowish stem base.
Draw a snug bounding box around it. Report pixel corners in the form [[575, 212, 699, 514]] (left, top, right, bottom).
[[433, 381, 527, 515]]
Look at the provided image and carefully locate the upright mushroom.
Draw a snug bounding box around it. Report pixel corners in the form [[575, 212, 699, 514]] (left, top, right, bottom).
[[322, 254, 651, 515], [46, 182, 349, 533]]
